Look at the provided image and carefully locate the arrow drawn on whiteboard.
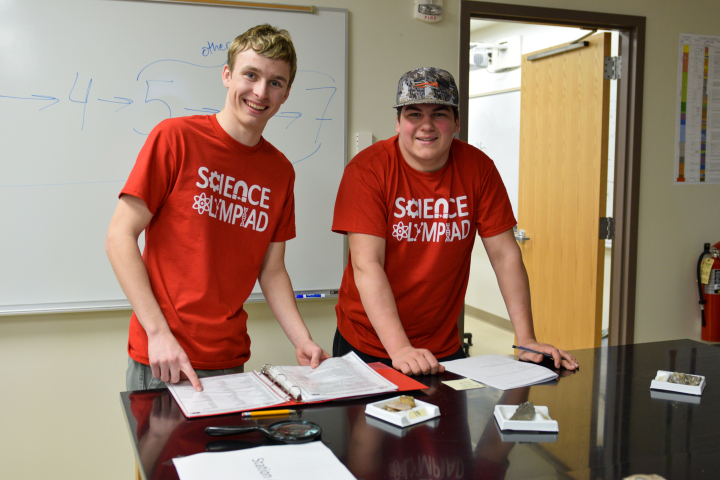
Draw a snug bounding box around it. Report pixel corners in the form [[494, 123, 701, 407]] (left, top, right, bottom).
[[97, 97, 133, 112], [0, 94, 60, 111], [274, 111, 302, 128]]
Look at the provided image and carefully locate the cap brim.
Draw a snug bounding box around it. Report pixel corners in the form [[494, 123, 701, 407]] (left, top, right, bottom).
[[392, 99, 459, 109]]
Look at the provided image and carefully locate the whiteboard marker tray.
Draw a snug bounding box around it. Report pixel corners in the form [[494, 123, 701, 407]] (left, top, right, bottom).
[[650, 370, 705, 396], [365, 396, 440, 428], [494, 405, 558, 432]]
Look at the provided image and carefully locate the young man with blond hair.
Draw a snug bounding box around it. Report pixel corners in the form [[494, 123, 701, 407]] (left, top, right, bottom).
[[107, 24, 328, 392], [332, 67, 578, 375]]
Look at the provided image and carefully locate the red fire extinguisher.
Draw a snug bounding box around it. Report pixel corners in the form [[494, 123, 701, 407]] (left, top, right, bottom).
[[697, 242, 720, 342]]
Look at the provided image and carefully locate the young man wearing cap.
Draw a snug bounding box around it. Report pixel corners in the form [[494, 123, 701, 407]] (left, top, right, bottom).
[[332, 67, 578, 375], [106, 25, 329, 393]]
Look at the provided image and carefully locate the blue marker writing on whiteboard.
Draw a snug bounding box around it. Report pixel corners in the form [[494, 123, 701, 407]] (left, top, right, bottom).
[[296, 294, 326, 299]]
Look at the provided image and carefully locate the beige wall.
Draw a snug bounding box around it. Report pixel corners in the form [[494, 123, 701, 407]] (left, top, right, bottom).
[[2, 1, 720, 479]]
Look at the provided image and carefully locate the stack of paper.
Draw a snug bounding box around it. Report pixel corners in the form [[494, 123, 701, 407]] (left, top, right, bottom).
[[272, 352, 398, 402], [440, 354, 557, 390], [173, 442, 356, 480]]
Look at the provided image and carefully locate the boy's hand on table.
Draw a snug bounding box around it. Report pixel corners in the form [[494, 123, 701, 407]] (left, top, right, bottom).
[[391, 346, 445, 376]]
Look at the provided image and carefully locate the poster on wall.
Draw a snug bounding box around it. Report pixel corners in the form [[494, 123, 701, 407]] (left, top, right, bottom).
[[674, 33, 720, 184]]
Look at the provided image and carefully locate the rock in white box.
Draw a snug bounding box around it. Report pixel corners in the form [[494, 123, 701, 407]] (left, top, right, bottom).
[[365, 396, 440, 428], [650, 370, 706, 396], [494, 405, 559, 432]]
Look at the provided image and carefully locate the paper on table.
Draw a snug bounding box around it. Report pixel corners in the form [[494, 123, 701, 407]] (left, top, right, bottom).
[[170, 371, 286, 417], [442, 378, 485, 391], [173, 441, 357, 480], [273, 352, 398, 401], [440, 354, 557, 390]]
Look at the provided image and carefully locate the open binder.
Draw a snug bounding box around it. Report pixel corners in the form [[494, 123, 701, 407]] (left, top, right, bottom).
[[168, 352, 427, 418]]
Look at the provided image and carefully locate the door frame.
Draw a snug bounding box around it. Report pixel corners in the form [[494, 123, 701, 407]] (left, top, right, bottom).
[[459, 1, 646, 346]]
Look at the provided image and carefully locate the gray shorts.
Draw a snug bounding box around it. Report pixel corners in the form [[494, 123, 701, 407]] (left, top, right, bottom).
[[126, 356, 245, 391]]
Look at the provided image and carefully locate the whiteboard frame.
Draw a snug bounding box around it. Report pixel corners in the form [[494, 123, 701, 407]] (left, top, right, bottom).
[[0, 288, 340, 316]]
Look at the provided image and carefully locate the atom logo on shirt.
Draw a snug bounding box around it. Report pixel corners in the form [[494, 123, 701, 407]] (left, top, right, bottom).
[[192, 193, 212, 214], [392, 222, 411, 241]]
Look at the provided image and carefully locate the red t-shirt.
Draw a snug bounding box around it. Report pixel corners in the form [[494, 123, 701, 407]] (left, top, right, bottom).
[[332, 136, 515, 358], [122, 115, 295, 369]]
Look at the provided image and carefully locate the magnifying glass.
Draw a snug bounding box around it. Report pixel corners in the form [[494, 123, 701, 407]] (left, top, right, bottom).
[[205, 420, 322, 444]]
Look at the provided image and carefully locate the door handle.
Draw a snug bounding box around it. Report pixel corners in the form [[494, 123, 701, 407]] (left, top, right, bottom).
[[514, 227, 530, 244]]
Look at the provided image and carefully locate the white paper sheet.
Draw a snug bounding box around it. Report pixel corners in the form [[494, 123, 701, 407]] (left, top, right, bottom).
[[274, 352, 398, 401], [169, 372, 285, 417], [440, 354, 557, 390], [173, 442, 357, 480]]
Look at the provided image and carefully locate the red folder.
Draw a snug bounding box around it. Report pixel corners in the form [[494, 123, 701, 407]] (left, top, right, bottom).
[[367, 362, 428, 392]]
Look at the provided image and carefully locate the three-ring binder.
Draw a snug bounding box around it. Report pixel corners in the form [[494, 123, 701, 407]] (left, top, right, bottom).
[[261, 364, 303, 401]]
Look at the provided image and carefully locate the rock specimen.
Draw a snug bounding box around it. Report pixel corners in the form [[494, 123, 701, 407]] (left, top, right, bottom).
[[383, 396, 417, 412], [510, 401, 536, 421], [667, 372, 702, 386]]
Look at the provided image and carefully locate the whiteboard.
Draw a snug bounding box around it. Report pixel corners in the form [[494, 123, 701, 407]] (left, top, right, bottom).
[[0, 0, 347, 314], [468, 91, 521, 218]]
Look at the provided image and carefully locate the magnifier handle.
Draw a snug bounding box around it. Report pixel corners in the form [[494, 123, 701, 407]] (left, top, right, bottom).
[[206, 440, 258, 452], [206, 425, 261, 436]]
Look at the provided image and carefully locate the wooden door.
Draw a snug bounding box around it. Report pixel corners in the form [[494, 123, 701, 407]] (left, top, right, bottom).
[[518, 32, 611, 350]]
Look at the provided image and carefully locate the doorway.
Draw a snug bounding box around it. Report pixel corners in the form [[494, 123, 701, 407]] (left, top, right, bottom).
[[459, 1, 646, 347]]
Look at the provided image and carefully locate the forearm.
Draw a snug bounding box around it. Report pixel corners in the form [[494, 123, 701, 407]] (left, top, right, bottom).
[[106, 232, 169, 337], [493, 253, 536, 343], [483, 230, 536, 344], [258, 265, 315, 348], [353, 263, 412, 356]]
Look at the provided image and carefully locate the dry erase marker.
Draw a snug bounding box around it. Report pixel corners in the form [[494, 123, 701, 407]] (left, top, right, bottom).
[[296, 294, 325, 299], [512, 345, 553, 359], [241, 409, 297, 418]]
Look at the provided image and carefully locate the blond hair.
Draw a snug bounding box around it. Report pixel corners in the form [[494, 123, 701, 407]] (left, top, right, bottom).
[[227, 24, 297, 87]]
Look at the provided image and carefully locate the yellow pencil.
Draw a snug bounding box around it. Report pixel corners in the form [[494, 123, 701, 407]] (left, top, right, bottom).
[[241, 409, 296, 418]]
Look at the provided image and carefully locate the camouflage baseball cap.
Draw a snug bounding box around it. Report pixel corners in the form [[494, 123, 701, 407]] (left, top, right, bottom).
[[393, 67, 459, 108]]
